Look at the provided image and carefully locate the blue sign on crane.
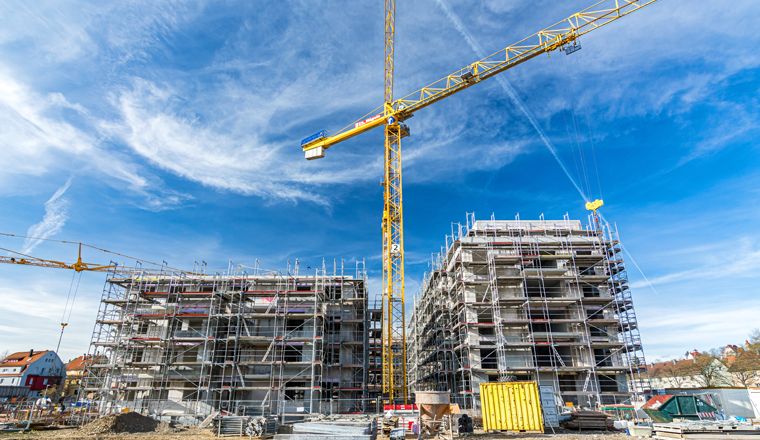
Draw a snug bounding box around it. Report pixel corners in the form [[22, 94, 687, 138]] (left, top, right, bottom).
[[301, 130, 327, 147]]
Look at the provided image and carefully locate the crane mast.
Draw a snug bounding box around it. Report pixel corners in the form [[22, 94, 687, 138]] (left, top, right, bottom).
[[300, 0, 660, 407], [382, 0, 409, 405]]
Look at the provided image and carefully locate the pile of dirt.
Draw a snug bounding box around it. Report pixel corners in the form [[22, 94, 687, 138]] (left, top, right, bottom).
[[78, 412, 175, 435]]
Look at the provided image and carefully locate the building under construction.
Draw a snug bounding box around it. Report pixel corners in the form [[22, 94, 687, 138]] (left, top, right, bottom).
[[409, 214, 650, 412], [80, 261, 382, 423]]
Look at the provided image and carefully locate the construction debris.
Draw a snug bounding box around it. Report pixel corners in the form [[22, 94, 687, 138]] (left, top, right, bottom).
[[78, 411, 175, 435], [381, 412, 399, 436], [456, 414, 473, 434]]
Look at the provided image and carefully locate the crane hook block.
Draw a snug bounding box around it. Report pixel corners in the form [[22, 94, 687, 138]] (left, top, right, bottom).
[[585, 199, 604, 213], [562, 39, 582, 55]]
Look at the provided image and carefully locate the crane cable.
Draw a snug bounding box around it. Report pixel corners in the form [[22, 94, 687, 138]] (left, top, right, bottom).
[[565, 52, 595, 201], [550, 55, 587, 199], [565, 53, 594, 200], [0, 246, 38, 259], [0, 233, 186, 272], [548, 46, 603, 203], [1, 243, 83, 352], [552, 51, 659, 295], [55, 270, 82, 354], [571, 52, 604, 201]]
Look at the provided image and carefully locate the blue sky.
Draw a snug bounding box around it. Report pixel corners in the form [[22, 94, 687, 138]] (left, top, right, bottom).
[[1, 0, 758, 364]]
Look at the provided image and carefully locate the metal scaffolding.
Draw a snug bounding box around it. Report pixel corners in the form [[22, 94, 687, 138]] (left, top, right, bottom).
[[79, 259, 382, 424], [408, 213, 650, 413]]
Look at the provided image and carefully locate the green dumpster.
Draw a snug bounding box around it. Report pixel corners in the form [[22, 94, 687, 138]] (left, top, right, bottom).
[[642, 395, 718, 423]]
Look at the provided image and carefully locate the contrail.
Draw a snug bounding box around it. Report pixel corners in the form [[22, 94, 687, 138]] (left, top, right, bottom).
[[435, 0, 659, 294], [22, 178, 74, 254], [434, 0, 589, 203]]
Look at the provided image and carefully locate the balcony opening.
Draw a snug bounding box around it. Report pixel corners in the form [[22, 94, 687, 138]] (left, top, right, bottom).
[[583, 286, 600, 297], [599, 376, 620, 392], [283, 346, 301, 363], [534, 347, 553, 367], [594, 349, 612, 367], [480, 349, 498, 369]]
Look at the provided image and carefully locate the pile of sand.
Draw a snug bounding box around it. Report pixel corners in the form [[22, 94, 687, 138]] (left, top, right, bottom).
[[78, 412, 175, 435]]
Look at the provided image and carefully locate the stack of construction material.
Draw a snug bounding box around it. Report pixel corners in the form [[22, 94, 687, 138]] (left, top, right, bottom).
[[562, 411, 611, 431], [381, 414, 399, 436], [652, 420, 760, 439], [214, 415, 278, 437], [275, 419, 377, 440], [246, 417, 270, 437], [216, 416, 247, 436]]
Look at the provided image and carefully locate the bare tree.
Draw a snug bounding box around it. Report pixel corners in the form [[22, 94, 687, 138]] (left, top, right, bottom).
[[727, 350, 760, 386], [651, 360, 689, 388], [749, 329, 760, 350], [0, 349, 10, 362], [726, 330, 760, 386]]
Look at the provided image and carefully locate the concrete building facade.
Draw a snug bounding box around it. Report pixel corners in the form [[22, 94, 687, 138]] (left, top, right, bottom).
[[409, 214, 649, 412], [81, 261, 382, 423]]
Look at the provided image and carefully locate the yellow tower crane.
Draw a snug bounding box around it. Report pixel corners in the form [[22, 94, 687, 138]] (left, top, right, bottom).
[[1, 242, 116, 273], [300, 0, 659, 405], [0, 238, 191, 276]]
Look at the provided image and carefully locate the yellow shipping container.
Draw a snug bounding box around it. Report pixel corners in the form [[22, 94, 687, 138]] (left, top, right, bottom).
[[479, 381, 544, 433]]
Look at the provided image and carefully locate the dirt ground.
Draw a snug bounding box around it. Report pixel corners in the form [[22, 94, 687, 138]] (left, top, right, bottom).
[[0, 430, 642, 440], [0, 427, 217, 440]]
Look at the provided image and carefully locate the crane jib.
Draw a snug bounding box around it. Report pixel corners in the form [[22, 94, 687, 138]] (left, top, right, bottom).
[[354, 113, 383, 129]]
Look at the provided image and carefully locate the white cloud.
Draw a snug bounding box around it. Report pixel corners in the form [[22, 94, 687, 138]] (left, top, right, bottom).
[[0, 70, 189, 210], [103, 79, 337, 206], [3, 0, 533, 207], [0, 71, 95, 175], [638, 300, 759, 359], [0, 0, 97, 62], [630, 237, 760, 288], [0, 272, 101, 361], [22, 178, 73, 254], [0, 0, 758, 211]]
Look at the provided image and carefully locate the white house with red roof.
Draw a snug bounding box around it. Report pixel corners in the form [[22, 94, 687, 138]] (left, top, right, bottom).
[[0, 350, 66, 397]]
